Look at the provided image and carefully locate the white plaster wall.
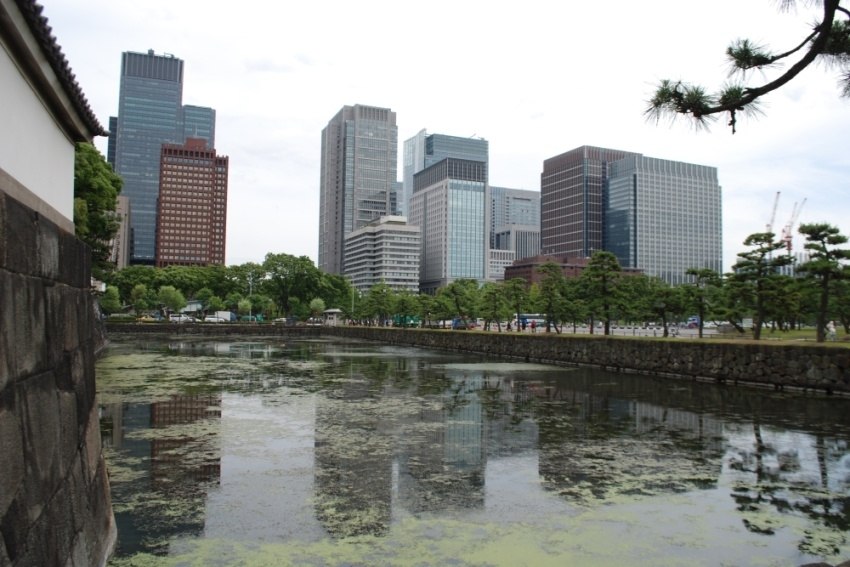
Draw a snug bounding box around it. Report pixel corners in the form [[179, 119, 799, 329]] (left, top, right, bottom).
[[0, 44, 75, 223]]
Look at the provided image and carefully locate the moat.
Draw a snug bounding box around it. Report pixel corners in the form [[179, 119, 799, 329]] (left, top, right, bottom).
[[97, 336, 850, 566]]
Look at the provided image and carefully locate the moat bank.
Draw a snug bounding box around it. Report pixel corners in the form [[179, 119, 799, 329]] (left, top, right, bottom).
[[106, 324, 850, 395]]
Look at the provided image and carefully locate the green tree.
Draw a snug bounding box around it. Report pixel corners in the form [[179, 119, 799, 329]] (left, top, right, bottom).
[[207, 295, 226, 314], [647, 1, 850, 132], [478, 282, 510, 331], [730, 232, 793, 339], [74, 142, 123, 280], [392, 290, 419, 327], [364, 283, 394, 326], [797, 223, 850, 342], [237, 298, 252, 318], [130, 283, 151, 316], [100, 285, 122, 314], [309, 297, 326, 318], [579, 251, 624, 335], [503, 278, 529, 332], [263, 253, 321, 316], [438, 279, 480, 328], [157, 285, 186, 315], [684, 268, 722, 338], [108, 265, 157, 304], [415, 294, 434, 328], [536, 262, 568, 333]]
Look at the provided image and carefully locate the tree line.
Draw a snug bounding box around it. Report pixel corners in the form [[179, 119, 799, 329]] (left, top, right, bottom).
[[99, 223, 850, 343]]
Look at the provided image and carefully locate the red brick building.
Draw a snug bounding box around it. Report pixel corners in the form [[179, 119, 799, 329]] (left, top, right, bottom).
[[503, 254, 642, 287], [155, 138, 228, 267]]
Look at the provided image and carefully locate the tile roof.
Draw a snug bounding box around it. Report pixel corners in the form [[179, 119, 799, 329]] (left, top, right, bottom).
[[14, 0, 107, 136]]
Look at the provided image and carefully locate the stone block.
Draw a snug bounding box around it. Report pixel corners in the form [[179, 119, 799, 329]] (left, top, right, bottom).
[[20, 371, 62, 517], [82, 404, 102, 484], [0, 394, 24, 514], [1, 197, 38, 276], [0, 497, 26, 563], [58, 390, 79, 473], [0, 192, 6, 270], [37, 214, 60, 281], [10, 273, 48, 380], [58, 232, 90, 289], [0, 271, 14, 391]]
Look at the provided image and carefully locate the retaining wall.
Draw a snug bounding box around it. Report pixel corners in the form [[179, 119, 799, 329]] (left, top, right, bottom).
[[105, 324, 850, 395], [322, 327, 850, 395], [0, 192, 115, 566]]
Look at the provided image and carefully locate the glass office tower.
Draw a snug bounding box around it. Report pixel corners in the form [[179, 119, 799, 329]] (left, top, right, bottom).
[[540, 146, 633, 258], [409, 158, 488, 293], [113, 50, 184, 264], [401, 131, 488, 218], [319, 105, 398, 275], [606, 155, 722, 285], [181, 105, 216, 149], [490, 185, 540, 248]]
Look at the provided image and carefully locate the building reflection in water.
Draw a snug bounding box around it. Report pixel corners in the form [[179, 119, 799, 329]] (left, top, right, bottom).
[[101, 339, 850, 559], [100, 394, 222, 555]]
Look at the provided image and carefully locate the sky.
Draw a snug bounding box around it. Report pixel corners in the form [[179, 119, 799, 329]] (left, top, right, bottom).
[[44, 0, 849, 271]]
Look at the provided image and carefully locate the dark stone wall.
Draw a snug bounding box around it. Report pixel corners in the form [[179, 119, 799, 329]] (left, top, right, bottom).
[[320, 327, 850, 395], [0, 192, 115, 566]]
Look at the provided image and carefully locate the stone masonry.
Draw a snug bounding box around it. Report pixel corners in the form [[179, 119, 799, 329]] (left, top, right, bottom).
[[0, 192, 115, 567]]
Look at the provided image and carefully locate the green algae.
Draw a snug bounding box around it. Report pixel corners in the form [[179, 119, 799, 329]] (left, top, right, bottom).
[[98, 337, 850, 566]]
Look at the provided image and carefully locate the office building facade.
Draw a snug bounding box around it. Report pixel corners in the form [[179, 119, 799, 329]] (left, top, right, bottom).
[[410, 158, 489, 293], [401, 130, 488, 217], [155, 138, 228, 267], [181, 105, 216, 148], [109, 50, 217, 265], [110, 50, 184, 264], [344, 216, 421, 294], [494, 224, 540, 261], [540, 146, 634, 258], [319, 104, 398, 275], [606, 155, 721, 285], [490, 185, 540, 248]]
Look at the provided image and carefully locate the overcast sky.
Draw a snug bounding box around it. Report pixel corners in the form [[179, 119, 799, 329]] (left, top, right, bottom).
[[45, 0, 849, 271]]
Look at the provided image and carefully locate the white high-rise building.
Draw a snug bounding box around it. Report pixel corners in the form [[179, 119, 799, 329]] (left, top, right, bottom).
[[344, 216, 421, 294]]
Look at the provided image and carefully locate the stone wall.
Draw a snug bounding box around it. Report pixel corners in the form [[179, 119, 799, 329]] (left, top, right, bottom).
[[105, 324, 850, 395], [322, 327, 850, 395], [0, 192, 115, 566]]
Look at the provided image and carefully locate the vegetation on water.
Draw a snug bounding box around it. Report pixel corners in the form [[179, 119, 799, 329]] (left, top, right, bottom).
[[98, 339, 850, 566]]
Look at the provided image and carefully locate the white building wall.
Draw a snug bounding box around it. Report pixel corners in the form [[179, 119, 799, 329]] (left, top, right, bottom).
[[0, 44, 75, 229]]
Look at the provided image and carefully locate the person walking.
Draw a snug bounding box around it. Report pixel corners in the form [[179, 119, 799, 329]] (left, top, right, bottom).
[[827, 320, 837, 342], [531, 320, 537, 333]]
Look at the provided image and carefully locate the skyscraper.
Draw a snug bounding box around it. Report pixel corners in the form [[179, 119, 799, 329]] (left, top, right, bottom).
[[319, 104, 398, 275], [540, 146, 634, 258], [409, 158, 488, 293], [606, 155, 722, 285], [155, 138, 228, 267], [401, 131, 488, 217], [110, 50, 184, 265], [109, 50, 217, 265], [180, 105, 216, 148], [490, 185, 540, 249]]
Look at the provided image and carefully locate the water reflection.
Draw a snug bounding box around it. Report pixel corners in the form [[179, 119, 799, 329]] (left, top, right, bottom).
[[97, 338, 850, 565]]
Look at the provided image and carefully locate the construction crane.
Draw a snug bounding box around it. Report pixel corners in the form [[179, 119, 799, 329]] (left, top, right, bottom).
[[781, 198, 807, 252], [766, 191, 780, 235]]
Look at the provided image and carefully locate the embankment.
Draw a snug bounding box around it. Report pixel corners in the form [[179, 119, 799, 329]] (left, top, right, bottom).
[[105, 323, 850, 395]]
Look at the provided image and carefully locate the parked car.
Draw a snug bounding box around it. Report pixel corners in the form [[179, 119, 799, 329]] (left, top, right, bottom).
[[169, 314, 195, 323], [204, 316, 226, 323]]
